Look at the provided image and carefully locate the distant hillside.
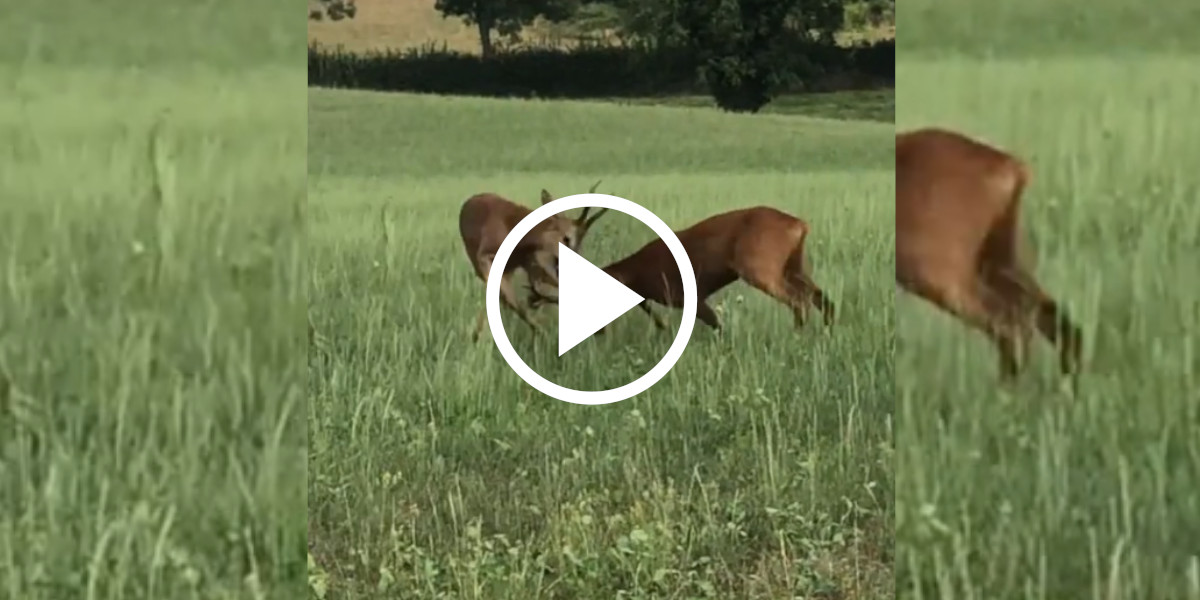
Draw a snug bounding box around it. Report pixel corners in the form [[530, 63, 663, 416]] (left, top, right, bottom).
[[308, 0, 894, 54]]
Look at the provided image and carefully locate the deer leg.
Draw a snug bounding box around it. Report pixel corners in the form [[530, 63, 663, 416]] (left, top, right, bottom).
[[787, 274, 836, 329], [525, 273, 560, 309], [479, 252, 543, 335], [793, 300, 810, 328], [976, 279, 1033, 379], [985, 264, 1083, 378], [738, 270, 818, 333], [1035, 295, 1083, 376], [592, 301, 662, 337], [525, 272, 559, 309], [530, 251, 560, 289], [470, 284, 539, 342], [782, 272, 812, 328], [976, 188, 1081, 379], [812, 287, 836, 327], [978, 188, 1082, 378], [471, 251, 498, 341], [498, 275, 543, 336], [904, 275, 1024, 380], [785, 248, 836, 328], [696, 301, 721, 331], [975, 285, 1027, 381], [639, 300, 669, 331], [1018, 279, 1082, 377], [472, 297, 541, 343]]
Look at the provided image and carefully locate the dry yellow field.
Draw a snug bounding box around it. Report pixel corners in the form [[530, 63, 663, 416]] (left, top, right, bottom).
[[307, 0, 893, 53], [308, 0, 574, 53]]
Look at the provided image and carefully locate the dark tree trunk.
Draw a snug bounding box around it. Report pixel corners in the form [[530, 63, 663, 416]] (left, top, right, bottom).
[[477, 16, 495, 59]]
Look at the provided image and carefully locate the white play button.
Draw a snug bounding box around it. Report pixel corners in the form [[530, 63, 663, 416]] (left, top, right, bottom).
[[555, 243, 644, 356], [485, 192, 697, 405]]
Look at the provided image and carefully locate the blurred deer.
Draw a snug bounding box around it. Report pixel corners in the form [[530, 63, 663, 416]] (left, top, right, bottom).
[[896, 127, 1082, 381]]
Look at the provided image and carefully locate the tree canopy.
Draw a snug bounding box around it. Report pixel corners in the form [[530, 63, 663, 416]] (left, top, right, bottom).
[[434, 0, 581, 59], [635, 0, 849, 112]]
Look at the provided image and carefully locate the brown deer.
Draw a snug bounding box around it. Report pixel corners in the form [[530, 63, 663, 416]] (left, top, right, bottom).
[[458, 181, 608, 341], [896, 127, 1083, 380], [533, 206, 835, 334]]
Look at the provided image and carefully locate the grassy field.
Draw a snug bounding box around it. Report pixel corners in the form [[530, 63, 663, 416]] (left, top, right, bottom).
[[897, 0, 1200, 598], [610, 90, 893, 122], [307, 90, 894, 597], [0, 2, 306, 599]]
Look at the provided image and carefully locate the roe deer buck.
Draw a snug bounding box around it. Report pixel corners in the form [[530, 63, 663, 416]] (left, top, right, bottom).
[[458, 181, 608, 341], [533, 206, 835, 334], [896, 127, 1083, 380]]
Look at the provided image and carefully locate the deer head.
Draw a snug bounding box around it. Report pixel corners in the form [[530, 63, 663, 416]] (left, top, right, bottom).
[[523, 180, 609, 304], [535, 179, 609, 256]]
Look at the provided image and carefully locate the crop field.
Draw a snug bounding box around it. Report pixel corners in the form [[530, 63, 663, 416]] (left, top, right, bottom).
[[897, 0, 1200, 598], [0, 2, 306, 599], [308, 89, 894, 598], [306, 0, 895, 54]]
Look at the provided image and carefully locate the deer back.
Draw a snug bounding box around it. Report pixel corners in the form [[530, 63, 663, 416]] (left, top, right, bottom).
[[897, 129, 1029, 258], [459, 193, 531, 263], [603, 206, 806, 300]]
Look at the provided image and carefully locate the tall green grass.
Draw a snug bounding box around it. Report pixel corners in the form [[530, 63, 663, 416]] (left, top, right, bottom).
[[897, 1, 1200, 598], [0, 2, 306, 598], [308, 89, 895, 598], [902, 0, 1200, 57]]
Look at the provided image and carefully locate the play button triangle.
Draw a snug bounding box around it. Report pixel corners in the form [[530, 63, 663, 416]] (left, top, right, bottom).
[[556, 243, 644, 356]]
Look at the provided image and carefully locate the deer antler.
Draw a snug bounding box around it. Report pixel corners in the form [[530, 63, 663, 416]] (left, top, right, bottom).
[[584, 207, 609, 227], [578, 180, 604, 223]]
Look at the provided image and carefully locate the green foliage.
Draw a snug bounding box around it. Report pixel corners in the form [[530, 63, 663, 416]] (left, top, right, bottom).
[[435, 0, 583, 57], [309, 87, 893, 598], [307, 38, 894, 102], [416, 0, 890, 110], [645, 0, 849, 113], [845, 0, 894, 29]]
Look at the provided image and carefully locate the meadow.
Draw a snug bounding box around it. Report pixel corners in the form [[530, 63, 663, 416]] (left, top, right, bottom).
[[0, 2, 307, 598], [307, 90, 895, 597], [897, 0, 1200, 598]]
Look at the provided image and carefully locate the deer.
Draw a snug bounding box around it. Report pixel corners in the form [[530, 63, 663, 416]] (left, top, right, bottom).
[[458, 181, 608, 342], [531, 206, 835, 335], [895, 127, 1083, 382]]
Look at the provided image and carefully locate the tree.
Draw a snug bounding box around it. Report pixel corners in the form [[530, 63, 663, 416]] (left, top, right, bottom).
[[668, 0, 846, 113], [308, 0, 357, 21], [434, 0, 581, 59], [845, 0, 894, 29], [586, 0, 846, 112]]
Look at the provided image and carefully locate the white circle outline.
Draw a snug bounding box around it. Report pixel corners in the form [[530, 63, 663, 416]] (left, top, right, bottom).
[[486, 193, 697, 405]]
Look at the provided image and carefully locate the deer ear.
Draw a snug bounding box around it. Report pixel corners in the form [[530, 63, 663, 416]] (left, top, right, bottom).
[[540, 189, 553, 205]]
